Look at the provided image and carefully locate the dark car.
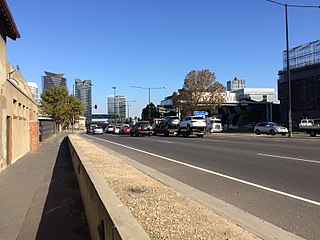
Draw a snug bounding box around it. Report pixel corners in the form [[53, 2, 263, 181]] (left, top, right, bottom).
[[130, 121, 153, 136]]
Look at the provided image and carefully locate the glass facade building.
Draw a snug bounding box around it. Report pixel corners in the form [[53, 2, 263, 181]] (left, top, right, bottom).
[[107, 95, 126, 121], [41, 71, 67, 92], [75, 79, 92, 122]]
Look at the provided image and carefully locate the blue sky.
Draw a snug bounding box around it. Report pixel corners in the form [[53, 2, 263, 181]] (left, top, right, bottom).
[[6, 0, 320, 118]]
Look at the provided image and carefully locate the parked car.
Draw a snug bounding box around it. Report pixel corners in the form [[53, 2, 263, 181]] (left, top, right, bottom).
[[105, 124, 115, 133], [93, 126, 104, 134], [254, 122, 288, 135], [130, 121, 153, 136], [119, 125, 131, 135]]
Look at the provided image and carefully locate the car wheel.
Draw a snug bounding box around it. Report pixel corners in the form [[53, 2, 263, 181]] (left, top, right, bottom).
[[255, 129, 261, 135], [270, 129, 275, 135], [310, 131, 316, 137], [187, 125, 191, 133], [177, 125, 181, 132]]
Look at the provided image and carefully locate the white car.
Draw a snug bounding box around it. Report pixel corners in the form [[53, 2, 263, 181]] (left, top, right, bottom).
[[113, 125, 121, 134], [93, 126, 104, 134], [254, 122, 288, 136], [105, 124, 115, 133], [178, 116, 206, 132]]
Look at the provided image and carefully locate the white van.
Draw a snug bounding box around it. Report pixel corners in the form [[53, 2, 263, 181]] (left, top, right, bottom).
[[205, 117, 223, 133]]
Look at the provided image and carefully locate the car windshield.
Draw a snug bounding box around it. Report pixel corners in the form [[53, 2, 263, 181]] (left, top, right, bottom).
[[139, 122, 150, 127], [269, 122, 280, 127], [193, 116, 204, 120]]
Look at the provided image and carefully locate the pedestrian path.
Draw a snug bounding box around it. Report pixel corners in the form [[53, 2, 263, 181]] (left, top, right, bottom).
[[0, 133, 90, 240]]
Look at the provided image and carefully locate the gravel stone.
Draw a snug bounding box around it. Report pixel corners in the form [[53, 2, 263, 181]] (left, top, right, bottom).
[[73, 135, 261, 240]]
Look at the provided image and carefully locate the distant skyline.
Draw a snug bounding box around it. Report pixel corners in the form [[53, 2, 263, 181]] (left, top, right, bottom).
[[6, 0, 320, 118]]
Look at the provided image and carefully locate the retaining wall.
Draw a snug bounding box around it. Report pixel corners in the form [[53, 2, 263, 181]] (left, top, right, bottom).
[[67, 135, 150, 240]]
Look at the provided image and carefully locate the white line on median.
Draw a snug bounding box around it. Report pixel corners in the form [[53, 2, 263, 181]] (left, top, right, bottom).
[[86, 135, 320, 207], [258, 153, 320, 164]]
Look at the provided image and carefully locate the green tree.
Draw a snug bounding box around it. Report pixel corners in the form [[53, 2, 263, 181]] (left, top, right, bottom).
[[40, 87, 83, 131], [173, 69, 225, 117], [141, 102, 160, 120]]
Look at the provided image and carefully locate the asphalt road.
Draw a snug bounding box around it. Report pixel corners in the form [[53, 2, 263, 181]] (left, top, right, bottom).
[[83, 132, 320, 240]]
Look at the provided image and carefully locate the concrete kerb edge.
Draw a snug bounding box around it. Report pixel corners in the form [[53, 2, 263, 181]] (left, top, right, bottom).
[[67, 135, 150, 240], [88, 136, 305, 240]]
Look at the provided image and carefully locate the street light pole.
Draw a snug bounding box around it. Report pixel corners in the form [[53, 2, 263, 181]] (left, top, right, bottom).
[[112, 86, 116, 123], [72, 84, 75, 134], [266, 0, 320, 137], [131, 86, 165, 119], [126, 100, 136, 119], [285, 4, 293, 137]]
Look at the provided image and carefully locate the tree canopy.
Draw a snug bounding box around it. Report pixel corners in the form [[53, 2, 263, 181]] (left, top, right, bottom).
[[141, 102, 160, 120], [172, 69, 225, 117], [40, 87, 83, 128]]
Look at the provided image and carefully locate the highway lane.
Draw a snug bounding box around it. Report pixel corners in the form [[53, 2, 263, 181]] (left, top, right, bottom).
[[82, 133, 320, 240]]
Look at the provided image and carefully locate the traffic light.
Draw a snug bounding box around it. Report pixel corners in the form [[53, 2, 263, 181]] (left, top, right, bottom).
[[94, 104, 97, 109]]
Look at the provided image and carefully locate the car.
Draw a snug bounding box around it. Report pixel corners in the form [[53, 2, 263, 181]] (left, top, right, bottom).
[[119, 125, 131, 135], [93, 126, 104, 134], [113, 125, 122, 134], [254, 122, 288, 135], [86, 127, 94, 134], [130, 121, 153, 136], [177, 116, 206, 132], [105, 124, 115, 133]]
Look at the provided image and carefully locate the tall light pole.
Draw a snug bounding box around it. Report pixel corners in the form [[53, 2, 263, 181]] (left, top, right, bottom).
[[126, 100, 136, 119], [131, 86, 166, 119], [112, 86, 116, 122], [266, 0, 320, 137], [72, 84, 75, 134]]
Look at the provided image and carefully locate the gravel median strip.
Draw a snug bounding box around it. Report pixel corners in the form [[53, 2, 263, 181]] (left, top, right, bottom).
[[72, 135, 260, 240]]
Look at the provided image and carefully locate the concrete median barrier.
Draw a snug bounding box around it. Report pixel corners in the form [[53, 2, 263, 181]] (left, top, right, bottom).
[[67, 135, 150, 240]]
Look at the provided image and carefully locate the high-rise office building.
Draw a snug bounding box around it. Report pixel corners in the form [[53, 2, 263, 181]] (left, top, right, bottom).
[[41, 71, 67, 92], [107, 95, 126, 121], [75, 79, 92, 122], [27, 82, 40, 103], [227, 77, 246, 92]]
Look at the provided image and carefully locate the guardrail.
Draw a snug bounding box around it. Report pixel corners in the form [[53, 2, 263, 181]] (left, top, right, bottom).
[[68, 135, 150, 240]]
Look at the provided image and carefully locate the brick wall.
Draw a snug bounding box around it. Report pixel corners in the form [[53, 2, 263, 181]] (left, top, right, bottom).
[[29, 121, 39, 152]]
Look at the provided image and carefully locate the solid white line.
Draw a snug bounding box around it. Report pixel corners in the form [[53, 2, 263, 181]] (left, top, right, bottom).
[[258, 153, 320, 164], [158, 140, 174, 144], [86, 135, 320, 207]]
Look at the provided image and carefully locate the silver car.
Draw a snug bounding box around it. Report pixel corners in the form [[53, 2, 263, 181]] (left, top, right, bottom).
[[254, 122, 288, 136], [93, 126, 104, 134]]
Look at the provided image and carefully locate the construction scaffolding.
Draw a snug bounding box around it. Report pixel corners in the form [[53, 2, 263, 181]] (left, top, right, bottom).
[[283, 39, 320, 70]]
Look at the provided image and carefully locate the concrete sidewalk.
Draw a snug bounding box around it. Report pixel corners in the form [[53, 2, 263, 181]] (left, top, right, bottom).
[[0, 133, 90, 240]]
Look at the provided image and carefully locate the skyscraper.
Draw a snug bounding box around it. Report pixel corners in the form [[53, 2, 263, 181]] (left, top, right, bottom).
[[107, 95, 126, 121], [227, 77, 246, 92], [41, 71, 67, 92], [27, 82, 40, 103], [75, 79, 92, 122]]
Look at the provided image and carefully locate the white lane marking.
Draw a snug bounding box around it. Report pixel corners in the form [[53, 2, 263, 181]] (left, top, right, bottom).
[[158, 140, 174, 144], [86, 135, 320, 207], [258, 153, 320, 164]]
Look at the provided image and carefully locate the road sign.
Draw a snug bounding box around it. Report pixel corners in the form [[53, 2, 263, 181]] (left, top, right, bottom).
[[194, 111, 208, 116]]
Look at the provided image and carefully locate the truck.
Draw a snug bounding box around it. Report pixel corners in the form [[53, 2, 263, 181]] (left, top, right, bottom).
[[205, 117, 223, 133], [153, 116, 180, 136], [299, 118, 320, 137]]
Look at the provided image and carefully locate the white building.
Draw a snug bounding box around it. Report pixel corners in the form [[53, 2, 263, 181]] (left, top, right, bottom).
[[27, 82, 40, 103], [107, 95, 126, 121], [234, 88, 275, 102], [227, 77, 246, 92]]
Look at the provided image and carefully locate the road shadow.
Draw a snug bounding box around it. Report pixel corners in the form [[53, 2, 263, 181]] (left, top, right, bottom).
[[36, 137, 91, 240]]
